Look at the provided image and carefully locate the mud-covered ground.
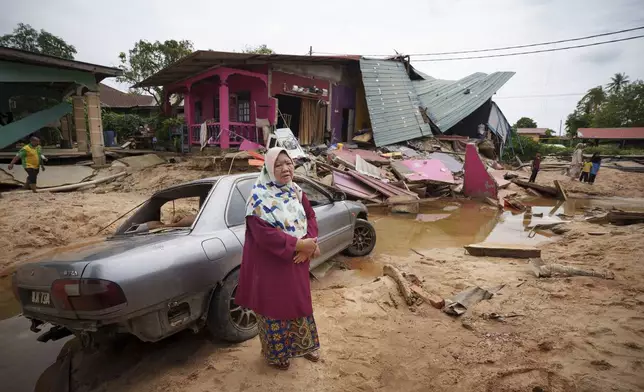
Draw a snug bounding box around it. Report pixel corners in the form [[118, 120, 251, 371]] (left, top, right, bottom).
[[1, 162, 643, 392]]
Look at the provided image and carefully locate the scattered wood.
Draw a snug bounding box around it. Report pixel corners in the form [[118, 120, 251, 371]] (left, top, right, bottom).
[[410, 285, 444, 309], [530, 258, 615, 279], [464, 243, 541, 259], [364, 197, 439, 209], [553, 180, 568, 201], [526, 188, 542, 197], [511, 179, 559, 197], [16, 172, 127, 194], [383, 264, 415, 306], [388, 195, 420, 214]]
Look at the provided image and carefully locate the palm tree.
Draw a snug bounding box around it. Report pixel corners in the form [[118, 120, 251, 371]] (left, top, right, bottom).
[[606, 73, 630, 93], [578, 86, 606, 115]]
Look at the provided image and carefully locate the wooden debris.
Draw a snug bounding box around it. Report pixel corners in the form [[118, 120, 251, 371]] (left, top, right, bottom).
[[383, 264, 415, 306], [553, 180, 568, 201], [511, 179, 559, 197], [464, 243, 541, 259], [410, 285, 444, 309], [530, 258, 615, 279], [387, 195, 420, 214]]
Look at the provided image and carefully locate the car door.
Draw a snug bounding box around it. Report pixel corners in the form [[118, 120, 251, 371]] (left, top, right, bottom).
[[295, 178, 352, 268]]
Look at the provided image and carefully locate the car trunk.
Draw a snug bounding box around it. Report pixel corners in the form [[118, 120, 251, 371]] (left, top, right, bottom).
[[14, 233, 188, 320]]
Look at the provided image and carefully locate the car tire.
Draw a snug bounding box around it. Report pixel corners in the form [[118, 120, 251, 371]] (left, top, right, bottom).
[[206, 269, 258, 343], [343, 218, 377, 257]]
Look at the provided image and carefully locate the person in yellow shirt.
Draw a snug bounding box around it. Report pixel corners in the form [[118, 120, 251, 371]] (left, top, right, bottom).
[[579, 160, 592, 183], [8, 136, 47, 192]]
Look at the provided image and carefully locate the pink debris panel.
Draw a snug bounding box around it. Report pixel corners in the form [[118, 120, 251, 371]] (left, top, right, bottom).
[[330, 148, 389, 166], [463, 143, 498, 199], [399, 159, 455, 184]]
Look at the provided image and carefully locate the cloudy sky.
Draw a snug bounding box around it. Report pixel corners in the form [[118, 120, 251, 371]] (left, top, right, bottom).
[[2, 0, 644, 133]]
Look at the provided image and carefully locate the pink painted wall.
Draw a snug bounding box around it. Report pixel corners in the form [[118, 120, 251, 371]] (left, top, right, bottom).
[[463, 143, 498, 199], [270, 71, 330, 101], [189, 74, 271, 124]]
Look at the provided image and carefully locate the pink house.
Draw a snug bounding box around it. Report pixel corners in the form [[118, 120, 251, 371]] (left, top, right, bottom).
[[137, 51, 362, 149]]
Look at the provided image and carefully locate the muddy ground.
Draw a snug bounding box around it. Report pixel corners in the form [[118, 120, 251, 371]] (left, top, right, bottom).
[[1, 163, 644, 392]]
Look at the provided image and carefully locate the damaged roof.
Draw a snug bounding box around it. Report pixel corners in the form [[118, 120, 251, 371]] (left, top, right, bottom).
[[412, 70, 515, 133], [99, 83, 156, 108], [136, 51, 359, 87], [360, 59, 432, 147]]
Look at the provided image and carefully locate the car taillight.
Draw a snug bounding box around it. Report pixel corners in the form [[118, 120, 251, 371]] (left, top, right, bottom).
[[51, 279, 126, 311]]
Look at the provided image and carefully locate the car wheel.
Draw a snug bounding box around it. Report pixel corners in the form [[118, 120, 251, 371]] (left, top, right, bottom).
[[206, 269, 258, 343], [343, 218, 377, 257]]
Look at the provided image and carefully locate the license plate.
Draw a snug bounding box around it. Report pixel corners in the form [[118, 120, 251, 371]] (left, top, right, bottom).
[[30, 291, 52, 306]]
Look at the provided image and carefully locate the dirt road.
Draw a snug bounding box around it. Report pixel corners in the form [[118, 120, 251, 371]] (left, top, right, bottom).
[[1, 163, 643, 392]]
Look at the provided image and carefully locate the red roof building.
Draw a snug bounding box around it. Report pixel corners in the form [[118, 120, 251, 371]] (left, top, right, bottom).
[[578, 128, 644, 140]]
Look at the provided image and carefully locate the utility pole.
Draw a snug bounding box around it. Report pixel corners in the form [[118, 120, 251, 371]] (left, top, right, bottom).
[[559, 119, 563, 137], [309, 46, 313, 56]]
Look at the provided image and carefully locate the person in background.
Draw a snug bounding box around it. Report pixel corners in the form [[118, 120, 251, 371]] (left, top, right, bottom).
[[529, 152, 541, 183], [568, 143, 584, 178], [589, 153, 602, 184], [236, 147, 321, 371], [7, 136, 47, 192], [579, 159, 592, 183]]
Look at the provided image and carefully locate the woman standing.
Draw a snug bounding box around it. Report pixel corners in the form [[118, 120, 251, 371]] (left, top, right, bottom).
[[568, 143, 585, 178], [235, 147, 321, 370]]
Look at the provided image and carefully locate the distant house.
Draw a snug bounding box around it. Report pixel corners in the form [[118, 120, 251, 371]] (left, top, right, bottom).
[[517, 128, 548, 142], [578, 127, 644, 147], [99, 83, 158, 117]]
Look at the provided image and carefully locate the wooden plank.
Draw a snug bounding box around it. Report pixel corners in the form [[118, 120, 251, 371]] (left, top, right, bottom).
[[553, 180, 568, 201], [511, 179, 558, 197], [464, 243, 541, 259], [410, 285, 444, 309]]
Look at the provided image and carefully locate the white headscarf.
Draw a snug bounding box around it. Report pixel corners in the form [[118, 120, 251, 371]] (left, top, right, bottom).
[[245, 148, 307, 238]]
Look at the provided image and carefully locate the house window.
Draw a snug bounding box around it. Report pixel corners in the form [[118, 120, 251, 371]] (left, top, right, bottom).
[[238, 92, 251, 123]]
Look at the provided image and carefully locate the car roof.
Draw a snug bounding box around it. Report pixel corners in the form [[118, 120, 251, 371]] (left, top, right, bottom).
[[150, 172, 258, 197]]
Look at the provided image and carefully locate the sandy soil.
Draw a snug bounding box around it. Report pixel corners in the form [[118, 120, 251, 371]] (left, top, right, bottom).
[[533, 167, 644, 198], [25, 219, 644, 392], [2, 161, 643, 392]]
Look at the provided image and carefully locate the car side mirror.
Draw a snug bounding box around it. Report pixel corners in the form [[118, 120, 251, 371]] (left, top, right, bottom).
[[332, 191, 346, 202]]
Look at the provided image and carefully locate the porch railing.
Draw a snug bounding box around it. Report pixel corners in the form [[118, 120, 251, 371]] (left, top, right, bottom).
[[188, 122, 263, 148]]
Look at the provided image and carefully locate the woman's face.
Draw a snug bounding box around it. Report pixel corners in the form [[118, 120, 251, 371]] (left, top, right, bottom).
[[273, 152, 294, 184]]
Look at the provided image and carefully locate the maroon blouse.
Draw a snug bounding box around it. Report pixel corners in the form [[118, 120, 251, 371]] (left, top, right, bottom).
[[235, 193, 319, 320]]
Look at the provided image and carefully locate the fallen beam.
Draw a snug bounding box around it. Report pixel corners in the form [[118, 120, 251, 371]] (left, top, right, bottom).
[[16, 172, 127, 193], [553, 180, 568, 201], [511, 179, 559, 197], [410, 285, 444, 309], [464, 243, 541, 259], [383, 264, 414, 306]]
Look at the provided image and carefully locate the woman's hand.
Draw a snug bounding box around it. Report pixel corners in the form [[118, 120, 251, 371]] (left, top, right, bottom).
[[296, 238, 317, 254]]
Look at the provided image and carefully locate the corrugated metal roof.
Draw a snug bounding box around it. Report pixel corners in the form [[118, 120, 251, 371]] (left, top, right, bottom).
[[578, 128, 644, 139], [136, 50, 359, 87], [517, 128, 548, 135], [360, 59, 432, 147], [412, 70, 515, 133]]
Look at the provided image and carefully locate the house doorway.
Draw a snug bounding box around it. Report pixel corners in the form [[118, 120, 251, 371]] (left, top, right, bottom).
[[341, 108, 355, 142], [276, 94, 301, 137]]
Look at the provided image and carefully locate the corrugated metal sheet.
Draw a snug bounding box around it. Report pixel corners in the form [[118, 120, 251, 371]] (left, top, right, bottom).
[[578, 128, 644, 139], [412, 71, 515, 133], [360, 59, 432, 147]]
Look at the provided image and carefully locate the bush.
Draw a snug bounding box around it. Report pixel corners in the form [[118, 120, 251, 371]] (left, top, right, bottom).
[[102, 111, 152, 140]]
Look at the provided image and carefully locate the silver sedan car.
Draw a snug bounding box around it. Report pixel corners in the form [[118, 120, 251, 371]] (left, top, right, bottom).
[[12, 173, 376, 347]]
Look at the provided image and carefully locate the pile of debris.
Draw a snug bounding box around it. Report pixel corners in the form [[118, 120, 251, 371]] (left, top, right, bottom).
[[243, 130, 526, 212]]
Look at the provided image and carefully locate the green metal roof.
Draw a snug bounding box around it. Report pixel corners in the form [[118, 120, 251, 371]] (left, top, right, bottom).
[[412, 70, 515, 133], [360, 59, 432, 147]]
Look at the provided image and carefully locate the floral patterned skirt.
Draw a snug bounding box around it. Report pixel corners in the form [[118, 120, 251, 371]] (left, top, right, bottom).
[[257, 314, 320, 365]]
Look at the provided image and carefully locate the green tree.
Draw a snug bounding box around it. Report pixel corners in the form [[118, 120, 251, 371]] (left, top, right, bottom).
[[593, 80, 644, 128], [606, 72, 630, 94], [0, 23, 77, 59], [117, 39, 194, 108], [242, 44, 275, 54], [513, 117, 538, 129], [565, 110, 591, 138], [578, 86, 606, 115]]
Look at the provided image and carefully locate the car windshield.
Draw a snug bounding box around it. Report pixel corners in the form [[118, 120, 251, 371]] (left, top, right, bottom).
[[114, 182, 215, 236]]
